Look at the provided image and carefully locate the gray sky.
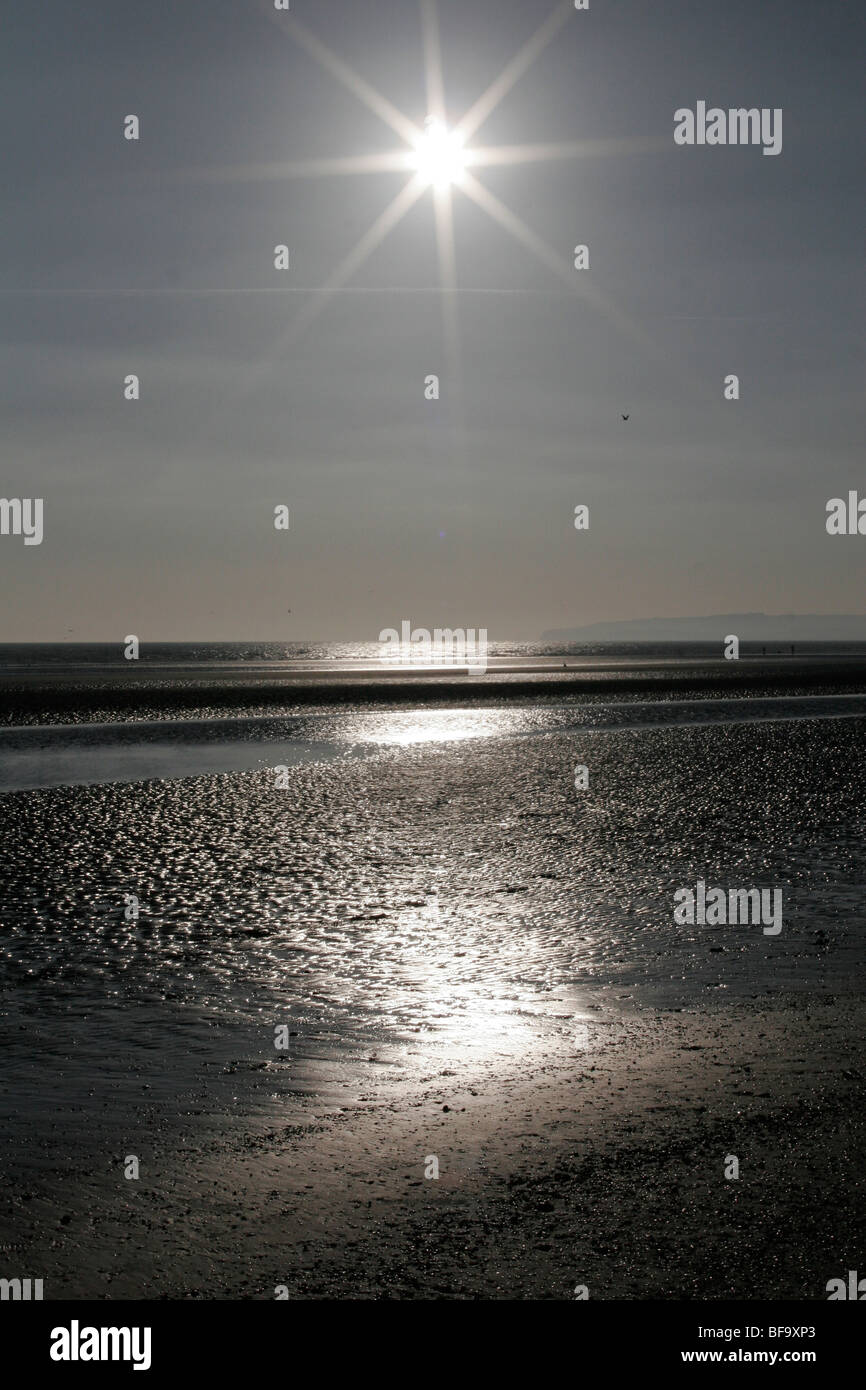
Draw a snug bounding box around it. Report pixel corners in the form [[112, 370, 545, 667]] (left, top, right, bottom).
[[1, 0, 864, 641]]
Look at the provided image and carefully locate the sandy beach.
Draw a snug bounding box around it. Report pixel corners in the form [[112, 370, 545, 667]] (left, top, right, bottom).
[[2, 659, 864, 1300], [4, 990, 863, 1300]]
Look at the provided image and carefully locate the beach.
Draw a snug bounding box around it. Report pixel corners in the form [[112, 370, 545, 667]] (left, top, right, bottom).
[[1, 649, 865, 1299], [4, 992, 863, 1300]]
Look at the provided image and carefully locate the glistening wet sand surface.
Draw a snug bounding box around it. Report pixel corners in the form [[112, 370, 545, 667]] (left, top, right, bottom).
[[3, 995, 863, 1299], [1, 702, 865, 1297]]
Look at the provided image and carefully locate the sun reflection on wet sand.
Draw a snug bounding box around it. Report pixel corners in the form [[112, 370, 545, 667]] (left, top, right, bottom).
[[368, 892, 595, 1071]]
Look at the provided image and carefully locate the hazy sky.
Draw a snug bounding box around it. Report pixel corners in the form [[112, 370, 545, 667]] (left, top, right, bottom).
[[1, 0, 864, 641]]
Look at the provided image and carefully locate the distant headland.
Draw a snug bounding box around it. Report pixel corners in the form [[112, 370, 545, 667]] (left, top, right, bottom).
[[542, 613, 866, 642]]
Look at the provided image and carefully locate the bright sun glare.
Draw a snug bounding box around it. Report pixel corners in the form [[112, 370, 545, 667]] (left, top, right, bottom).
[[412, 118, 467, 188], [251, 5, 651, 358]]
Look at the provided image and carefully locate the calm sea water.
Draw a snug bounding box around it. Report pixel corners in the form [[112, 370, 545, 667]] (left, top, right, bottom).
[[3, 640, 866, 668]]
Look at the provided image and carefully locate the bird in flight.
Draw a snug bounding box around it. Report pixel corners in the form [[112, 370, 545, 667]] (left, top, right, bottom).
[[621, 413, 630, 421]]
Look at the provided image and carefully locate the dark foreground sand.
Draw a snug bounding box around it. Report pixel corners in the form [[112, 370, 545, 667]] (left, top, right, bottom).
[[7, 990, 864, 1301]]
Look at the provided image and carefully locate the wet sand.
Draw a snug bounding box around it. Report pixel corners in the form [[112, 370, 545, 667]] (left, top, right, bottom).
[[2, 654, 866, 724], [1, 664, 864, 1301], [5, 991, 863, 1300]]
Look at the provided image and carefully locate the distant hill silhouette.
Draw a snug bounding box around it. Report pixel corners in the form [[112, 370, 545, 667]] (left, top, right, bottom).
[[542, 613, 866, 641]]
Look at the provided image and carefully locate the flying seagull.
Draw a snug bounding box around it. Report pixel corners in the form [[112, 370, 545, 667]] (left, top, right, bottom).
[[621, 413, 630, 421]]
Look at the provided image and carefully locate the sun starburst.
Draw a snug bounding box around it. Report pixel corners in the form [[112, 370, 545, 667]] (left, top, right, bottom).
[[188, 0, 668, 418]]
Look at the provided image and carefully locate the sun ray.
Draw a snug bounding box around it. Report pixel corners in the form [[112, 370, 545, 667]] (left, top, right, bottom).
[[454, 0, 574, 144], [465, 136, 669, 171], [166, 151, 417, 186], [458, 170, 665, 361], [184, 174, 430, 462], [285, 173, 429, 342], [212, 173, 430, 432], [431, 179, 473, 484], [265, 8, 423, 148], [459, 170, 581, 293], [420, 0, 446, 124], [433, 180, 462, 391]]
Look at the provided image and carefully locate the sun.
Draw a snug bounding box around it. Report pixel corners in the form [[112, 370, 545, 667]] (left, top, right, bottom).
[[412, 118, 467, 189], [244, 3, 658, 366]]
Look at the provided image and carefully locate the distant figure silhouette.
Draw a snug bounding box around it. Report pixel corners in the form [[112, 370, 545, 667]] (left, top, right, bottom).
[[791, 645, 795, 656]]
